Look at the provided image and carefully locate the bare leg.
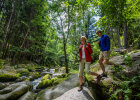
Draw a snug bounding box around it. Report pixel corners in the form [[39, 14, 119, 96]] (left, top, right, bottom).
[[79, 76, 83, 85], [99, 58, 105, 74], [78, 76, 83, 91]]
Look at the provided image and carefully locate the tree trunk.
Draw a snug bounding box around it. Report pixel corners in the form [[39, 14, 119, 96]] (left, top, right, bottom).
[[124, 20, 128, 49], [117, 27, 121, 49], [0, 0, 16, 57]]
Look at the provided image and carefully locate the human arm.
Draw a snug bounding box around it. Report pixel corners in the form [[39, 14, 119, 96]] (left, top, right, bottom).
[[85, 43, 93, 54]]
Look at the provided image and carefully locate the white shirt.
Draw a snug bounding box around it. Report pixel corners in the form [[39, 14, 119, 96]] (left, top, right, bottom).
[[82, 45, 85, 58]]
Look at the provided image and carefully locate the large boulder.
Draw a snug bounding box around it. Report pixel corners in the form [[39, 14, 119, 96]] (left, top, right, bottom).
[[54, 87, 95, 100], [16, 68, 30, 76], [18, 91, 34, 100], [0, 70, 19, 82], [0, 83, 9, 90], [0, 81, 33, 100], [110, 55, 125, 65], [36, 74, 79, 100], [36, 74, 52, 89]]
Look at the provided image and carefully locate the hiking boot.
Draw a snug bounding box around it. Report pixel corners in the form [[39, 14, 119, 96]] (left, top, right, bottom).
[[96, 75, 102, 83], [101, 73, 107, 77], [78, 85, 83, 91]]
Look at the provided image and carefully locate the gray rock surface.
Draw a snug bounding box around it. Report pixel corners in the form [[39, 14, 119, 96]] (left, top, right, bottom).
[[0, 81, 32, 100], [36, 74, 79, 100], [54, 87, 95, 100], [18, 91, 34, 100]]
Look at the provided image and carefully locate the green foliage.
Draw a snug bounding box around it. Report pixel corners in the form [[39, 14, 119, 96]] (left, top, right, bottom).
[[110, 51, 120, 57], [123, 54, 132, 66], [109, 70, 140, 100], [0, 59, 5, 69], [111, 65, 124, 72], [91, 43, 100, 62]]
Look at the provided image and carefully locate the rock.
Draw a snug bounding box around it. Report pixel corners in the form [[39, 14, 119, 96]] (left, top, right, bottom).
[[0, 82, 32, 100], [130, 52, 140, 60], [36, 74, 52, 89], [16, 68, 30, 76], [15, 76, 28, 82], [54, 87, 95, 100], [58, 67, 66, 73], [0, 83, 9, 90], [0, 70, 19, 82], [114, 49, 127, 54], [18, 91, 34, 100], [50, 69, 55, 74], [110, 55, 125, 65], [3, 66, 17, 73], [36, 74, 79, 100], [0, 81, 33, 100], [17, 64, 26, 68], [52, 73, 63, 77], [29, 72, 41, 81]]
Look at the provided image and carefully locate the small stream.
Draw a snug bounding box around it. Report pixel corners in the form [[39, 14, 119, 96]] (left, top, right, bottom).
[[31, 68, 63, 92]]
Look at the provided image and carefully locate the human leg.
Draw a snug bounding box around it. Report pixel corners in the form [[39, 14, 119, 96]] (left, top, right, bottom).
[[103, 51, 114, 65], [85, 61, 101, 82], [78, 59, 85, 91]]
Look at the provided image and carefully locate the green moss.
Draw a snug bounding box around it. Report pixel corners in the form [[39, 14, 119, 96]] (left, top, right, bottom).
[[26, 65, 35, 72], [70, 69, 78, 74], [110, 51, 121, 57], [30, 72, 41, 81], [37, 73, 70, 89], [42, 74, 51, 80], [37, 79, 52, 89], [0, 73, 19, 82], [91, 64, 101, 72], [36, 74, 52, 89], [86, 74, 94, 82], [16, 68, 30, 76], [57, 73, 68, 78]]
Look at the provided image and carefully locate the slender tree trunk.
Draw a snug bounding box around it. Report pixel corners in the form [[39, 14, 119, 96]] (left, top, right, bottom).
[[82, 6, 85, 36], [0, 0, 16, 57], [65, 1, 70, 73], [124, 19, 128, 49], [117, 27, 121, 49]]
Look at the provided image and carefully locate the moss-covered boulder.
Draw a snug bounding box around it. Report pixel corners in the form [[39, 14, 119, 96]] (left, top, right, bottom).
[[36, 74, 52, 89], [29, 72, 41, 81], [36, 74, 79, 100], [0, 81, 32, 100], [0, 70, 19, 82], [18, 91, 34, 100], [57, 73, 68, 78], [51, 77, 59, 85], [42, 74, 51, 80], [0, 82, 9, 90], [16, 68, 30, 76]]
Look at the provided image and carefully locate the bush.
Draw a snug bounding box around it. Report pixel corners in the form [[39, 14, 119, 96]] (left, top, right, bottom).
[[123, 54, 132, 67], [0, 59, 5, 69]]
